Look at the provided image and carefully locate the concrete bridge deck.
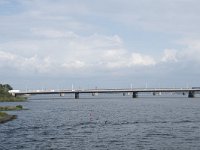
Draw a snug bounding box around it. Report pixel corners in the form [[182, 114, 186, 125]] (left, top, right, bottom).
[[12, 88, 200, 99]]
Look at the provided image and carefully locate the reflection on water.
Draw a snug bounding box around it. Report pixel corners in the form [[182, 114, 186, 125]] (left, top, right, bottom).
[[1, 95, 200, 149]]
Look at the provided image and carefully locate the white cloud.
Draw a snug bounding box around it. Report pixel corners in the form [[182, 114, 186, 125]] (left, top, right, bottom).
[[0, 41, 39, 58], [174, 38, 200, 63], [31, 28, 66, 38], [0, 51, 15, 62], [0, 50, 52, 73], [62, 60, 86, 70], [21, 0, 89, 16], [159, 38, 200, 66], [2, 0, 200, 88], [130, 53, 156, 66], [161, 49, 178, 62], [0, 30, 156, 74], [83, 0, 200, 35], [12, 0, 200, 36], [102, 51, 156, 69]]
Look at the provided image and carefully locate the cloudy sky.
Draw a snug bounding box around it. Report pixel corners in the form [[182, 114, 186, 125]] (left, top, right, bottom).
[[1, 0, 200, 90]]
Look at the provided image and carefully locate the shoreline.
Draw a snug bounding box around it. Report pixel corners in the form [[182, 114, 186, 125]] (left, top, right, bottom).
[[0, 105, 24, 124], [0, 114, 17, 124], [0, 96, 27, 102], [0, 105, 24, 111]]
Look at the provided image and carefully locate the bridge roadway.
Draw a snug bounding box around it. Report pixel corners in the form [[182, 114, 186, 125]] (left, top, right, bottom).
[[13, 88, 200, 99]]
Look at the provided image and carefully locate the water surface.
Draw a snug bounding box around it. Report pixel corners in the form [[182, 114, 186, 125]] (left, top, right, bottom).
[[1, 94, 200, 149]]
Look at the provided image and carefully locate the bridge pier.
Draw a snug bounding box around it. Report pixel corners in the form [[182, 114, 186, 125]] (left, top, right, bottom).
[[75, 92, 79, 99], [123, 92, 126, 96], [60, 93, 64, 97], [11, 93, 16, 97], [188, 91, 195, 98], [132, 92, 138, 98], [92, 93, 98, 96]]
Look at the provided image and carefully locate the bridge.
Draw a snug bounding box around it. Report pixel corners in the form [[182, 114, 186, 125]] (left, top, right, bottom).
[[11, 88, 200, 99]]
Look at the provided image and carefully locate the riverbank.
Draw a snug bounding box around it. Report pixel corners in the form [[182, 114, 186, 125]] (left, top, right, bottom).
[[0, 105, 25, 124], [0, 105, 23, 111], [0, 84, 27, 102], [0, 96, 27, 102], [0, 84, 26, 124], [0, 112, 17, 124]]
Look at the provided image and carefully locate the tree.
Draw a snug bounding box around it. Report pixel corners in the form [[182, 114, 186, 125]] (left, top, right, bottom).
[[3, 84, 13, 91], [0, 84, 13, 96]]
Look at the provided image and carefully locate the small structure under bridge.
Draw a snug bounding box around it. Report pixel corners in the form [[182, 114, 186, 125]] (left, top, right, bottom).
[[10, 88, 200, 99]]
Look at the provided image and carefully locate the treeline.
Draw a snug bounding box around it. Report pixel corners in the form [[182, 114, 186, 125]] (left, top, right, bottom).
[[0, 84, 13, 97], [0, 84, 26, 102], [0, 84, 25, 124]]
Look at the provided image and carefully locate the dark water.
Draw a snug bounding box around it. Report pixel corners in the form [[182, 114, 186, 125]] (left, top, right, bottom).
[[1, 94, 200, 150]]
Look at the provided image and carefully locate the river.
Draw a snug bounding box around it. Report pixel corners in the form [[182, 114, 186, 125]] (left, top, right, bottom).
[[1, 94, 200, 149]]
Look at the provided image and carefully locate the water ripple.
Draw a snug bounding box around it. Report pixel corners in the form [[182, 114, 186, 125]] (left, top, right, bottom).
[[1, 97, 200, 149]]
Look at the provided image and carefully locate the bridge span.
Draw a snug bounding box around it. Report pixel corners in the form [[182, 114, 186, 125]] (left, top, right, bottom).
[[11, 88, 200, 99]]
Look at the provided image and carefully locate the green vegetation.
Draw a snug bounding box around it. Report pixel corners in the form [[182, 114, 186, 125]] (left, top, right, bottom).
[[0, 84, 25, 124], [0, 105, 23, 111], [0, 111, 7, 118], [0, 96, 26, 102], [0, 111, 17, 124], [0, 84, 26, 102], [16, 105, 23, 109]]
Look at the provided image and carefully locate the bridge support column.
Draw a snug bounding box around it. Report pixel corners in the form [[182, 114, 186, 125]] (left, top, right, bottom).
[[11, 93, 16, 97], [60, 93, 64, 97], [188, 91, 195, 98], [132, 92, 138, 98], [75, 92, 79, 99], [123, 93, 126, 96]]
